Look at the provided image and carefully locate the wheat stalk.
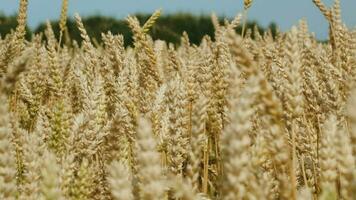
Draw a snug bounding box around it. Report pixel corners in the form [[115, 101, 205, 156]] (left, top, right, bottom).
[[242, 0, 253, 38]]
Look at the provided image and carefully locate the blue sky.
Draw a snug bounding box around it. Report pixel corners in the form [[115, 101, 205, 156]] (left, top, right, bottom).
[[1, 0, 356, 39]]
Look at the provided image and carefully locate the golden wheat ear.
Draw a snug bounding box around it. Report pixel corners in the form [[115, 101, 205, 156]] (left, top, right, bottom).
[[59, 0, 69, 45], [75, 13, 93, 50], [15, 0, 28, 46], [244, 0, 253, 10], [0, 95, 17, 199], [312, 0, 331, 20], [135, 117, 166, 199], [40, 150, 65, 200], [142, 9, 162, 33], [108, 161, 134, 200]]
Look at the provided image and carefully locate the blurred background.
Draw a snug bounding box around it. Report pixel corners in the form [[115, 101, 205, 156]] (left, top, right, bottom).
[[1, 0, 355, 45]]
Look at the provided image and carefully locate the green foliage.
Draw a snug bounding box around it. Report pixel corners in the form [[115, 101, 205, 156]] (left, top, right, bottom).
[[0, 12, 275, 46]]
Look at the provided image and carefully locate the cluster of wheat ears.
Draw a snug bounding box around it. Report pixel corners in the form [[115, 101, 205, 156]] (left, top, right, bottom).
[[0, 0, 356, 199]]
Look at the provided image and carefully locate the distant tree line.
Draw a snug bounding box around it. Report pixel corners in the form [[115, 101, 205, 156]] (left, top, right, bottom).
[[0, 12, 277, 46]]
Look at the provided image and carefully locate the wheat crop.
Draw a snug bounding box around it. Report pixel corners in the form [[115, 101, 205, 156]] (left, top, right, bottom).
[[0, 0, 355, 199]]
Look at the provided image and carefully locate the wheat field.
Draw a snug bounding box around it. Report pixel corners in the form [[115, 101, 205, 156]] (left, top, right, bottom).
[[0, 0, 355, 199]]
